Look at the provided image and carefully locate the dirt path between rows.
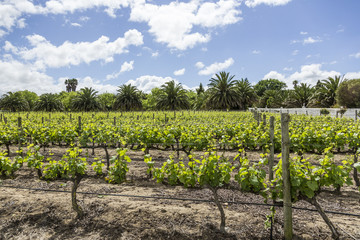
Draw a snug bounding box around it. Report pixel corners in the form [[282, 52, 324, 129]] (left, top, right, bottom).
[[1, 146, 360, 239]]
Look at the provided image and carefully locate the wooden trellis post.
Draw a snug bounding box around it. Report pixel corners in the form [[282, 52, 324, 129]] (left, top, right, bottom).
[[281, 113, 292, 240]]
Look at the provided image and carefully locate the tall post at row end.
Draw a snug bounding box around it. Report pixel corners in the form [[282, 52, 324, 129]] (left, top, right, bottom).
[[281, 113, 292, 240]]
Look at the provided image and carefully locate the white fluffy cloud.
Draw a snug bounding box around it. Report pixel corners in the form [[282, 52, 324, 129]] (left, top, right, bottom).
[[0, 59, 62, 95], [291, 36, 322, 45], [198, 58, 234, 76], [1, 0, 241, 50], [303, 36, 322, 44], [106, 60, 134, 80], [5, 29, 143, 69], [126, 75, 173, 93], [245, 0, 292, 7], [263, 64, 341, 88], [0, 59, 120, 96], [350, 52, 360, 58], [77, 76, 117, 93], [129, 0, 241, 50], [195, 61, 205, 69], [44, 0, 130, 17], [344, 72, 360, 79], [125, 75, 190, 93], [174, 68, 185, 76], [0, 0, 130, 36]]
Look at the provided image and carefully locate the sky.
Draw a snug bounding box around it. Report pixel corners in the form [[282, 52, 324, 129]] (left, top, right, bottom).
[[0, 0, 360, 95]]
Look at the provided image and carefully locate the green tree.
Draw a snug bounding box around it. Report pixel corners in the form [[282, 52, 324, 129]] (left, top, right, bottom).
[[142, 88, 161, 110], [254, 79, 287, 97], [156, 80, 190, 110], [98, 92, 116, 111], [113, 84, 142, 111], [19, 90, 38, 110], [58, 91, 78, 111], [0, 92, 29, 112], [235, 78, 257, 110], [34, 93, 64, 112], [336, 78, 360, 108], [186, 90, 197, 109], [65, 78, 78, 92], [71, 87, 102, 111], [206, 71, 239, 110]]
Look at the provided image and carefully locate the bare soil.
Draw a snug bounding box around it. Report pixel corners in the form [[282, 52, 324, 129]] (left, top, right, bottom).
[[1, 146, 360, 240]]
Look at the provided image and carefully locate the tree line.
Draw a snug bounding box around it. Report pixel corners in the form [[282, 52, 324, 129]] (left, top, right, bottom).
[[0, 72, 359, 112]]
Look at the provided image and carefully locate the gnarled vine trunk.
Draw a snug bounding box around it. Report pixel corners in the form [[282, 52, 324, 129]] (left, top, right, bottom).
[[72, 174, 83, 218]]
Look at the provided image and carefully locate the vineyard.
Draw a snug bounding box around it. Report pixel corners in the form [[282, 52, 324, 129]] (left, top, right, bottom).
[[1, 111, 360, 239]]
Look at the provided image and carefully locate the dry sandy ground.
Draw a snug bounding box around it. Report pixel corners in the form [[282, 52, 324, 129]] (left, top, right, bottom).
[[1, 146, 360, 240]]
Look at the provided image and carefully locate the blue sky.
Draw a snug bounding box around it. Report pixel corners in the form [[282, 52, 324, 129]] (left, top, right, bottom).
[[0, 0, 359, 95]]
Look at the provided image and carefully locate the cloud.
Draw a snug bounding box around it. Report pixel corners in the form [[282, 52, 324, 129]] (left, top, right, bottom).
[[174, 68, 185, 76], [44, 0, 130, 17], [125, 75, 172, 93], [263, 64, 341, 88], [303, 36, 322, 44], [0, 0, 129, 36], [291, 36, 322, 45], [252, 50, 261, 54], [350, 52, 360, 58], [292, 50, 299, 55], [125, 75, 191, 93], [0, 59, 62, 95], [77, 76, 117, 93], [300, 31, 308, 35], [5, 29, 143, 69], [245, 0, 292, 7], [129, 0, 241, 50], [151, 51, 159, 58], [106, 60, 134, 80], [70, 22, 82, 27], [198, 58, 234, 76], [344, 72, 360, 79], [195, 61, 205, 69], [0, 59, 120, 96], [1, 0, 241, 50]]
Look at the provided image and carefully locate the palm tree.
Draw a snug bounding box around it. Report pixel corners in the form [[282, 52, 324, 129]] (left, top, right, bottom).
[[196, 83, 205, 95], [207, 72, 239, 110], [156, 80, 189, 110], [71, 87, 102, 111], [287, 83, 314, 107], [315, 75, 344, 107], [113, 84, 142, 111], [0, 92, 29, 112], [235, 78, 257, 110], [293, 80, 299, 88], [65, 78, 78, 92], [34, 93, 64, 112], [260, 89, 288, 108]]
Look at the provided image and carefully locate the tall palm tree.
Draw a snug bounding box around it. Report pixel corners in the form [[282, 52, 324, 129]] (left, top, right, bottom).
[[315, 75, 344, 107], [34, 93, 64, 112], [207, 71, 239, 110], [113, 84, 142, 111], [287, 83, 314, 107], [65, 78, 78, 92], [196, 83, 205, 95], [156, 80, 189, 110], [235, 78, 257, 110], [0, 92, 29, 112], [71, 87, 102, 112], [260, 89, 289, 108]]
